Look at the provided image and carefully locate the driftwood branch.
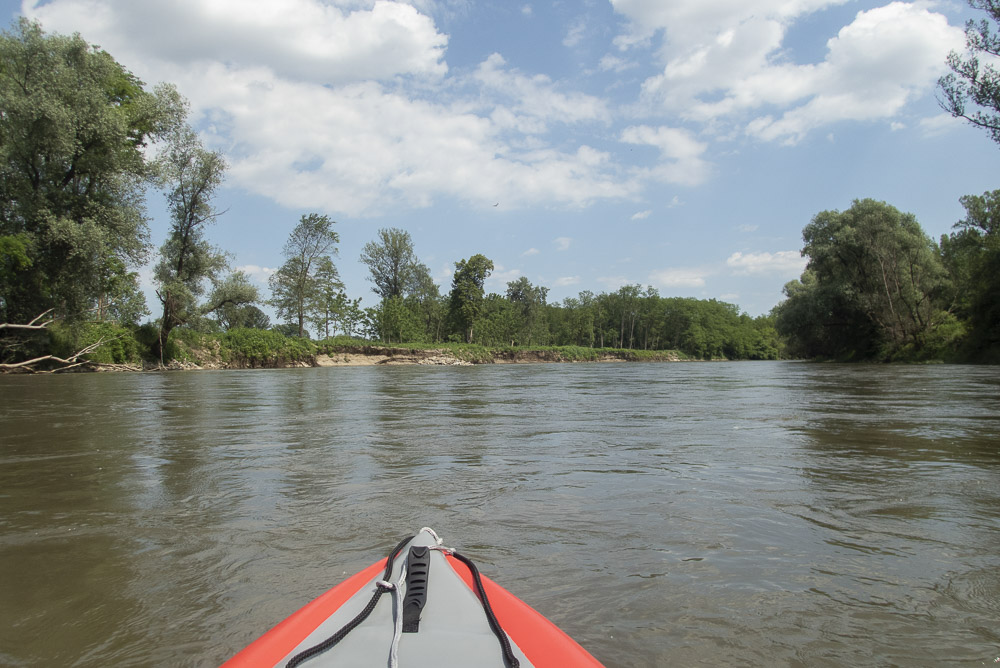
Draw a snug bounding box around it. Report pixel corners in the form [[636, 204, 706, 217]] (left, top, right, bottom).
[[0, 308, 56, 331], [0, 337, 106, 372]]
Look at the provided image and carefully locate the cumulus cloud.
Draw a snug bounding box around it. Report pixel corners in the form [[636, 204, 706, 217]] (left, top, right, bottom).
[[648, 267, 706, 288], [597, 275, 632, 290], [474, 53, 611, 131], [919, 113, 963, 137], [554, 276, 581, 287], [554, 237, 572, 251], [521, 247, 541, 256], [745, 4, 964, 144], [487, 264, 521, 287], [631, 209, 652, 220], [564, 18, 587, 48], [621, 124, 711, 186], [25, 0, 636, 218], [25, 0, 449, 84], [599, 54, 638, 73], [238, 264, 277, 284], [611, 0, 964, 143], [726, 250, 806, 275]]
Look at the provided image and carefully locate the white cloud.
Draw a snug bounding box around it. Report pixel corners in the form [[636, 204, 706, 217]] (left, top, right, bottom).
[[554, 276, 581, 287], [726, 250, 806, 275], [26, 0, 449, 84], [554, 236, 572, 251], [487, 264, 521, 287], [621, 125, 711, 186], [919, 113, 963, 137], [521, 247, 540, 256], [237, 264, 277, 284], [738, 224, 759, 232], [597, 275, 632, 290], [26, 0, 637, 217], [611, 0, 964, 143], [648, 267, 707, 288], [564, 19, 587, 48], [599, 54, 638, 73], [474, 53, 611, 130], [521, 5, 533, 17], [744, 4, 965, 143], [631, 209, 652, 220]]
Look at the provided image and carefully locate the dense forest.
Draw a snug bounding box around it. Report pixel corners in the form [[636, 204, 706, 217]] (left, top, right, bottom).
[[2, 12, 1000, 369]]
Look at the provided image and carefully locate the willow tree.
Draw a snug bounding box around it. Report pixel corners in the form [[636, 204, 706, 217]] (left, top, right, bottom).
[[778, 199, 950, 358], [0, 19, 183, 326]]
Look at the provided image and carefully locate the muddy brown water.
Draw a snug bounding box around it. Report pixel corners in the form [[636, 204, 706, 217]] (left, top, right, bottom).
[[1, 362, 998, 666]]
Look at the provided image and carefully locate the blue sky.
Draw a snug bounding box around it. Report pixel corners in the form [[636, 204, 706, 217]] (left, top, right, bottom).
[[6, 0, 1000, 319]]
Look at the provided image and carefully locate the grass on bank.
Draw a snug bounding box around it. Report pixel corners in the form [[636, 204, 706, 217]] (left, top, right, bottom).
[[44, 322, 694, 368]]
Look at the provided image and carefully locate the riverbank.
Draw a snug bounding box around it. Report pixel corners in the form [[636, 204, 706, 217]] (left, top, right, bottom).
[[84, 344, 691, 372]]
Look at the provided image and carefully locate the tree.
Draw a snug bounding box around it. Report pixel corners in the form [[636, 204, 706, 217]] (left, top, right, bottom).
[[448, 254, 493, 343], [359, 228, 422, 299], [370, 295, 424, 343], [153, 127, 256, 357], [408, 263, 445, 342], [306, 257, 346, 339], [939, 1, 1000, 145], [0, 20, 183, 325], [216, 303, 270, 331], [505, 277, 549, 346], [774, 271, 879, 359], [269, 213, 340, 337], [777, 199, 949, 359], [941, 189, 1000, 354]]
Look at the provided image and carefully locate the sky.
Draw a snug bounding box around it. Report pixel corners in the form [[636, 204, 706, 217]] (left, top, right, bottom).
[[6, 0, 1000, 319]]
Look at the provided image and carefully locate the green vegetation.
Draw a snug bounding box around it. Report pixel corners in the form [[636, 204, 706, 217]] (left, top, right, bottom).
[[0, 19, 180, 325], [152, 122, 259, 360], [774, 197, 1000, 362], [3, 15, 1000, 369], [268, 214, 341, 338]]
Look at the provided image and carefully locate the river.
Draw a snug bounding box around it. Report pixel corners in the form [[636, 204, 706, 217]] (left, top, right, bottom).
[[1, 362, 998, 666]]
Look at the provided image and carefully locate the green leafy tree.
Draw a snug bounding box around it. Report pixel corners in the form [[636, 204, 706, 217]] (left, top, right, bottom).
[[941, 190, 1000, 354], [505, 276, 549, 346], [408, 263, 445, 342], [371, 295, 424, 343], [775, 271, 880, 359], [448, 254, 493, 343], [307, 257, 347, 339], [153, 127, 256, 357], [359, 228, 422, 299], [269, 213, 340, 337], [0, 20, 183, 325], [216, 303, 270, 331], [776, 199, 949, 359], [939, 0, 1000, 145], [476, 294, 519, 346]]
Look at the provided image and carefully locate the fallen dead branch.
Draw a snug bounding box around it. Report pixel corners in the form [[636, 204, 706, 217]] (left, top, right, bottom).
[[0, 338, 106, 372]]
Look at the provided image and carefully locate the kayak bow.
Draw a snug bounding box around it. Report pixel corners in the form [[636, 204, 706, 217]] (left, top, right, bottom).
[[223, 528, 603, 667]]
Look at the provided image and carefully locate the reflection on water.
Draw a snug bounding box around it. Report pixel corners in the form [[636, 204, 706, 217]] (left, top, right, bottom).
[[1, 363, 998, 666]]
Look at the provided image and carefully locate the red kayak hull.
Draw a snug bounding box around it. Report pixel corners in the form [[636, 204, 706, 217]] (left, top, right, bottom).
[[223, 554, 602, 667]]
